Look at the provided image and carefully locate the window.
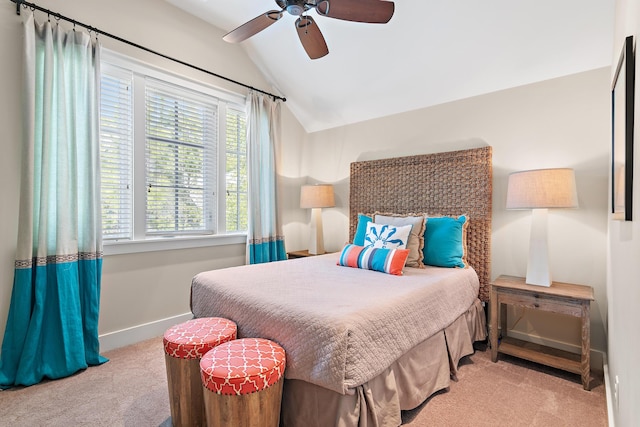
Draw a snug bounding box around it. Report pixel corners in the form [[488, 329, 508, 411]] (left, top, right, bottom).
[[145, 79, 217, 235], [99, 53, 248, 249]]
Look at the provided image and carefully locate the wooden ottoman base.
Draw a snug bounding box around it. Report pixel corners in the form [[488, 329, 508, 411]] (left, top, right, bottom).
[[203, 377, 284, 427], [165, 354, 207, 427]]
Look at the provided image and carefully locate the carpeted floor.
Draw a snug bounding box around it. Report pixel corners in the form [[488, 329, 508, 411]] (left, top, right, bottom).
[[0, 338, 607, 426], [402, 343, 607, 427]]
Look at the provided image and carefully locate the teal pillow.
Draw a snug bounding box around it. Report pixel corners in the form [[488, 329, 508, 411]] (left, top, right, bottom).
[[423, 215, 468, 268], [353, 214, 372, 246]]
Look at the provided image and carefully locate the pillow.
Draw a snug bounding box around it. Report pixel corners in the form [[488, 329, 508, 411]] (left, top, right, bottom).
[[422, 215, 469, 268], [374, 213, 426, 268], [337, 244, 409, 276], [364, 222, 412, 249], [353, 214, 372, 246]]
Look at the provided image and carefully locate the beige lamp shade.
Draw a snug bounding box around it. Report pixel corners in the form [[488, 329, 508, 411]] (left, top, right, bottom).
[[300, 184, 335, 209], [506, 168, 578, 209]]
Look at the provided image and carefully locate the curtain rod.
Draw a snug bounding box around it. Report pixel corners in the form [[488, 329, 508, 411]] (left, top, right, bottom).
[[11, 0, 287, 102]]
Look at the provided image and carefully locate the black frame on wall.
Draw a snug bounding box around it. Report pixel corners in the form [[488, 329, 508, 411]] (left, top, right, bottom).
[[611, 35, 635, 221]]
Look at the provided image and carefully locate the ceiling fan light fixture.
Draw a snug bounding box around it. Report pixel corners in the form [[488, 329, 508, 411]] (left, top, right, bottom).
[[286, 4, 305, 15]]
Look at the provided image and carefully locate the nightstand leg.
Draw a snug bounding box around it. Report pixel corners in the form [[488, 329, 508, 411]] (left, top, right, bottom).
[[490, 286, 498, 362], [581, 302, 591, 390], [500, 303, 507, 339]]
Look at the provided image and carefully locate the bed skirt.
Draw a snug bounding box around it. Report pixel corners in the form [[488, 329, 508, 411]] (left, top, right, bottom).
[[280, 299, 487, 427]]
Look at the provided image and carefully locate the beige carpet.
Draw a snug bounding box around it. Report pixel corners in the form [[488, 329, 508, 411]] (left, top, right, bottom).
[[402, 343, 607, 427], [0, 338, 607, 426]]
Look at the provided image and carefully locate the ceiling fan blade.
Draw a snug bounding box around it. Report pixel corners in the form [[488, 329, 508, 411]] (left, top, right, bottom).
[[223, 10, 283, 43], [296, 16, 329, 60], [316, 0, 394, 24]]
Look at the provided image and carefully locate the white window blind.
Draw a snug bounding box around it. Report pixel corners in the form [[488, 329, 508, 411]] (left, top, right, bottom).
[[144, 79, 218, 235], [99, 52, 247, 249], [225, 107, 247, 232], [100, 67, 133, 240]]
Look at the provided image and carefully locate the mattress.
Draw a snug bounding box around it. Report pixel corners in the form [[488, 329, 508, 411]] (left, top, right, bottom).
[[190, 252, 480, 395]]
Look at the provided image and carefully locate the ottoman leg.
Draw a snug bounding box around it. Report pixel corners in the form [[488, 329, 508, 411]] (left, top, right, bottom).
[[203, 377, 284, 427], [165, 354, 207, 427]]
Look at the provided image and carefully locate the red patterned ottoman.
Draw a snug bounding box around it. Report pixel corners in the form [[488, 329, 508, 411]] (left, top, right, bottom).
[[163, 317, 237, 427], [200, 338, 286, 427]]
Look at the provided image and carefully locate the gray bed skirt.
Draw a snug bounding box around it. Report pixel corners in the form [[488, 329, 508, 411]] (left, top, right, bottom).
[[280, 299, 487, 427]]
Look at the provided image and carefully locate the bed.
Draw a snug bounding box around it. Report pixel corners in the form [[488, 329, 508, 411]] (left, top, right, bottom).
[[191, 146, 493, 426]]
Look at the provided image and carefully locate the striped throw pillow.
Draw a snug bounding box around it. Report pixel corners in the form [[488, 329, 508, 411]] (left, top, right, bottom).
[[337, 244, 410, 276]]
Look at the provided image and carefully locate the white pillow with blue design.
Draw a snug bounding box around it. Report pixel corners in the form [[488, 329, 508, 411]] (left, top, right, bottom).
[[364, 222, 412, 249], [374, 213, 426, 268]]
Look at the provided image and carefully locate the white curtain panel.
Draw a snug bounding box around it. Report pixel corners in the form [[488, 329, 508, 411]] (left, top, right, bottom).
[[0, 14, 106, 388], [245, 91, 287, 264]]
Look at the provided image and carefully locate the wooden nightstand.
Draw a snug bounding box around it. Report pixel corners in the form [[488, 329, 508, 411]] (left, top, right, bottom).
[[489, 275, 594, 390], [288, 250, 336, 259], [287, 250, 318, 259]]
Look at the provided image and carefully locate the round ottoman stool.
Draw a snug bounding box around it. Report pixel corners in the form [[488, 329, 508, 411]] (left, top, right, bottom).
[[200, 338, 286, 427], [163, 317, 237, 427]]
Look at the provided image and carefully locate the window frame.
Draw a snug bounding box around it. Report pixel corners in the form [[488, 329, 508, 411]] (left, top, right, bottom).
[[100, 50, 248, 255]]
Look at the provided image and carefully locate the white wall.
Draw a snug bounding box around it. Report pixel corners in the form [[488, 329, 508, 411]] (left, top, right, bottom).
[[609, 0, 640, 425], [0, 0, 305, 351], [285, 68, 611, 363], [0, 1, 23, 356]]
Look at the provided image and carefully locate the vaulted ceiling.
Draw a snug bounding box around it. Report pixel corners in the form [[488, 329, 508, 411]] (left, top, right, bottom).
[[166, 0, 614, 133]]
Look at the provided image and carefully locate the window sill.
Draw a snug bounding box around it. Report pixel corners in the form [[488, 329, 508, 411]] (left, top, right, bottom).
[[103, 233, 247, 256]]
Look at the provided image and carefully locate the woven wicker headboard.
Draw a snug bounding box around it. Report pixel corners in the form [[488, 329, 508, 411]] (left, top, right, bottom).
[[349, 146, 492, 302]]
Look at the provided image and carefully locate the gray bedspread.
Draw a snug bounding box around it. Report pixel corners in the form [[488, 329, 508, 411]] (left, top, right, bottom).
[[190, 252, 480, 395]]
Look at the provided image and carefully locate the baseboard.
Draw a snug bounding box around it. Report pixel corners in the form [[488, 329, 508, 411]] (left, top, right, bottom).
[[506, 330, 604, 372], [98, 312, 193, 352], [603, 352, 615, 427]]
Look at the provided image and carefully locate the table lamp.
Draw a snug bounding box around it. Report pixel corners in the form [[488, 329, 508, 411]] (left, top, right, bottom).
[[506, 168, 578, 286], [300, 184, 335, 254]]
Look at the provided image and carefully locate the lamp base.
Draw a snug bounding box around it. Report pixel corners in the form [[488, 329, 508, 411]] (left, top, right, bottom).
[[308, 208, 325, 255], [525, 208, 551, 287]]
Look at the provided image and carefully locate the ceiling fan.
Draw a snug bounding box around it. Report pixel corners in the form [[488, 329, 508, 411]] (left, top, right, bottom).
[[222, 0, 395, 60]]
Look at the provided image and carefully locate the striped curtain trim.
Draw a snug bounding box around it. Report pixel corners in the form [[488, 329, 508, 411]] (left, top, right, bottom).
[[248, 236, 286, 245], [248, 239, 287, 264], [15, 252, 104, 269]]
